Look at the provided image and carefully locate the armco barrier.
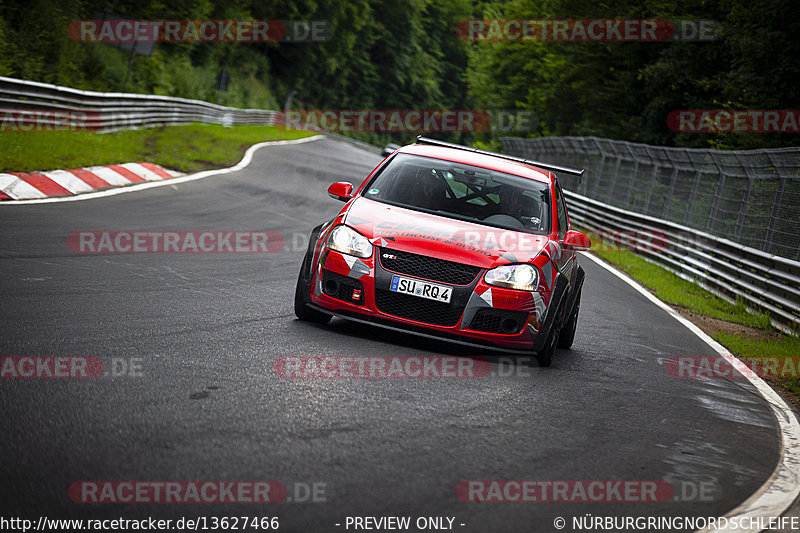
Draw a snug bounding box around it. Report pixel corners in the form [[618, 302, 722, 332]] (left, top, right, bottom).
[[501, 136, 800, 333], [0, 76, 383, 154], [0, 76, 278, 131], [501, 136, 800, 261], [565, 189, 800, 332]]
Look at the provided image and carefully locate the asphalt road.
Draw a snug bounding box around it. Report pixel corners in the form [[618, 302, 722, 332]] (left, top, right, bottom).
[[0, 138, 782, 532]]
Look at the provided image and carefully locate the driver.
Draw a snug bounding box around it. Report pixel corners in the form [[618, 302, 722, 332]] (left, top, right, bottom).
[[410, 173, 443, 211], [498, 184, 541, 229]]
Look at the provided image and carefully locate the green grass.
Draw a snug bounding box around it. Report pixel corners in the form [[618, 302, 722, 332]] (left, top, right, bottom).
[[585, 229, 800, 402], [0, 123, 313, 173], [588, 232, 773, 330], [712, 333, 800, 395]]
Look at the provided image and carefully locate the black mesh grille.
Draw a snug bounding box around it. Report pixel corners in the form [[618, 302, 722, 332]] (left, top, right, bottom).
[[322, 270, 364, 305], [379, 248, 481, 285], [468, 309, 529, 334], [375, 289, 464, 326], [333, 309, 501, 349]]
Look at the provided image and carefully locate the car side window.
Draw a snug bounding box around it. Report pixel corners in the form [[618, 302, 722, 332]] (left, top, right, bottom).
[[555, 181, 568, 240]]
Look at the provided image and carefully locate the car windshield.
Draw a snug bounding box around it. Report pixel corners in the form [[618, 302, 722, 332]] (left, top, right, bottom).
[[362, 153, 551, 233]]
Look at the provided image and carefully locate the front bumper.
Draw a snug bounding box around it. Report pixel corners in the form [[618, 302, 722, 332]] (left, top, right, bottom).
[[309, 247, 551, 352]]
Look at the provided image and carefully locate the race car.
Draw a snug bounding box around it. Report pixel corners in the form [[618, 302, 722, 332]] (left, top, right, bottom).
[[294, 136, 591, 366]]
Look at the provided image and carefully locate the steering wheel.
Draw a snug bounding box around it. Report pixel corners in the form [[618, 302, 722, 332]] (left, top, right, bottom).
[[482, 214, 524, 229]]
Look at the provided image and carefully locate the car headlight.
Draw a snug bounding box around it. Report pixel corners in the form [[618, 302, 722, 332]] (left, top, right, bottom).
[[326, 225, 373, 258], [484, 264, 538, 291]]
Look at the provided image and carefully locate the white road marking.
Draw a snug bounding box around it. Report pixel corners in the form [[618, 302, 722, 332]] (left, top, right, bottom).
[[582, 252, 800, 532]]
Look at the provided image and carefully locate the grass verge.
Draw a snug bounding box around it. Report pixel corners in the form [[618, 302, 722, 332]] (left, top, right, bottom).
[[586, 230, 800, 406], [712, 333, 800, 396], [590, 238, 772, 330], [0, 124, 313, 174]]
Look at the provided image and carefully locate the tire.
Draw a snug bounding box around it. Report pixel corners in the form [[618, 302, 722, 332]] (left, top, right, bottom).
[[536, 321, 560, 367], [558, 289, 581, 349], [294, 269, 332, 324]]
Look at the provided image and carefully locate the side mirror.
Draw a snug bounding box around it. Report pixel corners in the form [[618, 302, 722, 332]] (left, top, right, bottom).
[[562, 230, 591, 251], [327, 181, 354, 202]]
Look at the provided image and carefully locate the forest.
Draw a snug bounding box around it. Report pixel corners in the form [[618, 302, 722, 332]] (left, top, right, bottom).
[[1, 0, 797, 149]]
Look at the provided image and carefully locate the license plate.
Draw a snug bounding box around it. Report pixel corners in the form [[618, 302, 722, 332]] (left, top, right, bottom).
[[390, 275, 452, 303]]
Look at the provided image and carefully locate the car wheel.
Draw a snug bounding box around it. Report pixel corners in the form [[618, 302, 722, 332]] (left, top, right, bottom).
[[558, 289, 581, 349], [536, 321, 560, 367], [294, 270, 332, 324]]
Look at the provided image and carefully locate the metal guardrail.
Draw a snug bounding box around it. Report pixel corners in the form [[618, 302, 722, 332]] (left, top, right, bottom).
[[501, 136, 800, 332], [565, 190, 800, 332], [0, 76, 278, 131], [0, 76, 384, 155], [501, 136, 800, 261]]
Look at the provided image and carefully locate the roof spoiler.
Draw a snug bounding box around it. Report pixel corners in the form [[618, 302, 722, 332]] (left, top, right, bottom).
[[415, 135, 584, 177]]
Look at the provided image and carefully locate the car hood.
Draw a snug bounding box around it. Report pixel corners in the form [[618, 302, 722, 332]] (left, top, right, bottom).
[[343, 197, 549, 269]]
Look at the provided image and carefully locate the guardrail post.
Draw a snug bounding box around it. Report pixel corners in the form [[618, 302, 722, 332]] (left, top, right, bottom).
[[611, 142, 636, 206], [642, 163, 659, 215], [606, 155, 622, 204], [624, 153, 639, 208], [707, 169, 725, 234], [662, 167, 679, 220], [592, 138, 605, 198], [684, 169, 703, 226], [733, 152, 756, 245], [581, 156, 591, 195], [765, 152, 789, 257]]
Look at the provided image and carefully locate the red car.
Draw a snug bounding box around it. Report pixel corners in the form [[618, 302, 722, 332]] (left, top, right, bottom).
[[294, 137, 591, 366]]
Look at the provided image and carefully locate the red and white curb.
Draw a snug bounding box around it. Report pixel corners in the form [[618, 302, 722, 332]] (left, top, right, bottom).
[[0, 135, 324, 205], [0, 162, 183, 201]]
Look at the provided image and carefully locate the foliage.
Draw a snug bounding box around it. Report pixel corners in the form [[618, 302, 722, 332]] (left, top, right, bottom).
[[467, 0, 800, 148], [0, 0, 796, 148]]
